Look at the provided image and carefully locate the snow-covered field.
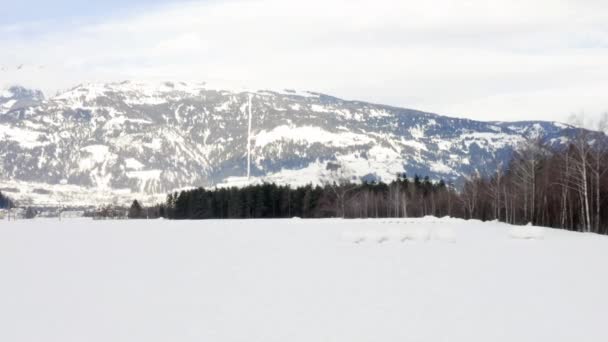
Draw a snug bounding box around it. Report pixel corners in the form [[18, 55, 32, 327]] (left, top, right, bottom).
[[1, 217, 607, 342]]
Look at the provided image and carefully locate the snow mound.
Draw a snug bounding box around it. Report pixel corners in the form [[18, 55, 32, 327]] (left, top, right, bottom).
[[509, 226, 545, 240], [342, 224, 456, 243]]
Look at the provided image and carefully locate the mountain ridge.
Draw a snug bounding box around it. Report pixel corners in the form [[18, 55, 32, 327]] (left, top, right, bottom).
[[0, 81, 592, 206]]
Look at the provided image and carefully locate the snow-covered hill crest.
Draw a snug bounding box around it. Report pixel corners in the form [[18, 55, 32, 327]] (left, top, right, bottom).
[[0, 81, 587, 205]]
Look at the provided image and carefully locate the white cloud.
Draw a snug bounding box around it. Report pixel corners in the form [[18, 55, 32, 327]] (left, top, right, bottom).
[[1, 0, 607, 124]]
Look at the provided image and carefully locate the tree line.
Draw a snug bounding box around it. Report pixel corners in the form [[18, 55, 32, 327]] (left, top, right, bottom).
[[460, 132, 608, 234], [151, 130, 608, 235], [159, 175, 458, 220]]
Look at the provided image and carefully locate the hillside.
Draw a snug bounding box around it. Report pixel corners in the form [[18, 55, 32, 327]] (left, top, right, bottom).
[[0, 81, 583, 205]]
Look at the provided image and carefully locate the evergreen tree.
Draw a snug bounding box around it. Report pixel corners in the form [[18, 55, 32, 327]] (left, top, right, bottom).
[[128, 200, 144, 219], [25, 207, 37, 219]]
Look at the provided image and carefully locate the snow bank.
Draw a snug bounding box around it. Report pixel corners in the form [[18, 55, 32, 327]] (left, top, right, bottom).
[[341, 220, 456, 243], [509, 225, 545, 240]]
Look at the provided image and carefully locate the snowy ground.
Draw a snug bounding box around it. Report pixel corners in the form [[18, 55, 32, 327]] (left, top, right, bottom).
[[1, 217, 607, 342]]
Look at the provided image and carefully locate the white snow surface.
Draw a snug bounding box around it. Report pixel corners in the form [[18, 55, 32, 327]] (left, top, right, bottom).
[[0, 178, 165, 207], [1, 217, 607, 342], [53, 81, 319, 104], [1, 99, 16, 110], [255, 125, 374, 148], [0, 124, 48, 148]]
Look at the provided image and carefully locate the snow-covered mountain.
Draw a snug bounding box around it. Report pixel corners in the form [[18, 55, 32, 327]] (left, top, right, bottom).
[[0, 81, 584, 205], [0, 86, 44, 113]]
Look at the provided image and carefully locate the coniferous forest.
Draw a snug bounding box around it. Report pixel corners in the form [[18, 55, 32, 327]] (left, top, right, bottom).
[[157, 133, 608, 235], [162, 175, 452, 220]]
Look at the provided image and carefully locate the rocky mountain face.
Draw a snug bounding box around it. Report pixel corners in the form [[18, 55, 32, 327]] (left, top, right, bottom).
[[0, 86, 45, 113], [0, 81, 584, 205]]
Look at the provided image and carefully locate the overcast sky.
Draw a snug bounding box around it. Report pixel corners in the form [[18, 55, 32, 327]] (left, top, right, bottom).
[[1, 0, 607, 125]]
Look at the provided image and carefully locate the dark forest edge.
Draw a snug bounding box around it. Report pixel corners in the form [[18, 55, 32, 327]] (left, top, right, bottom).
[[0, 191, 13, 209]]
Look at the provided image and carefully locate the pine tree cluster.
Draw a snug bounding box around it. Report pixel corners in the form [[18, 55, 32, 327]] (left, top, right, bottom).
[[161, 175, 453, 220]]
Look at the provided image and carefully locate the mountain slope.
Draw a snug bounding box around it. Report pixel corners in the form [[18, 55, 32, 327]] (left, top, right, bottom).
[[0, 81, 585, 205]]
